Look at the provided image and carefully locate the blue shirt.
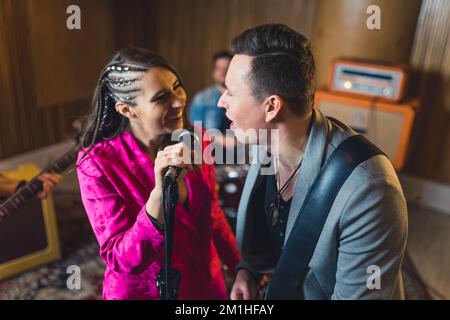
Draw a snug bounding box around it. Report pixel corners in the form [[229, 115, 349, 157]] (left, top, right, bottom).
[[189, 85, 230, 132]]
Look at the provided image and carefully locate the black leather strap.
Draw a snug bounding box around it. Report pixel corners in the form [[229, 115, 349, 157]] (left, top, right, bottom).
[[265, 134, 385, 299]]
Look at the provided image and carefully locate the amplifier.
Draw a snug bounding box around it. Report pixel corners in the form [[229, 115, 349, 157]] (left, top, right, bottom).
[[0, 164, 60, 280], [315, 90, 418, 171]]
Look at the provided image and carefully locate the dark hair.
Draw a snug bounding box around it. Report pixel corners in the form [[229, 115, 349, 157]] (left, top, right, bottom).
[[212, 50, 233, 65], [230, 24, 315, 117], [79, 48, 188, 150]]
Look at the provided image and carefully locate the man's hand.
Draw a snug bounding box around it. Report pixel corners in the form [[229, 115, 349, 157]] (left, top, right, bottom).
[[36, 173, 62, 198], [230, 269, 258, 300]]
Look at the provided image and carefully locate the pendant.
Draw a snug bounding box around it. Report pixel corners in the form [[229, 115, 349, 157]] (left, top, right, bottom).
[[270, 203, 280, 226]]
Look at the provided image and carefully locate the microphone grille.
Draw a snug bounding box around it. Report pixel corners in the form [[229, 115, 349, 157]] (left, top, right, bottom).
[[177, 129, 200, 149]]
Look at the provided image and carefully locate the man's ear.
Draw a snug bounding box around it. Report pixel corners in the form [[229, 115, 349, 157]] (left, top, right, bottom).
[[264, 95, 284, 122], [115, 101, 137, 119]]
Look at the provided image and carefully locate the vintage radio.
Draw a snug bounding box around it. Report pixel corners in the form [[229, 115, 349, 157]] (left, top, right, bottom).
[[329, 58, 408, 102]]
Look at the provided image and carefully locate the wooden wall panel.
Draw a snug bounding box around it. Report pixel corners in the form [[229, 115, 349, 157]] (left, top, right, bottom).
[[0, 0, 114, 159], [0, 1, 13, 157], [139, 0, 316, 101], [405, 0, 450, 184], [26, 0, 115, 109], [112, 0, 157, 49]]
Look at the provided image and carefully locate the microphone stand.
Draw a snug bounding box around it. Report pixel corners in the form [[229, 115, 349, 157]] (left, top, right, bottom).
[[156, 175, 182, 300]]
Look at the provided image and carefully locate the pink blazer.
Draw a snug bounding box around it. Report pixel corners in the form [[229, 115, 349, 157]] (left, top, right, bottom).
[[76, 130, 240, 300]]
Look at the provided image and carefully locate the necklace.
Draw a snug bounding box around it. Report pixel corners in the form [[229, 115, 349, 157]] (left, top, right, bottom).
[[270, 158, 302, 227]]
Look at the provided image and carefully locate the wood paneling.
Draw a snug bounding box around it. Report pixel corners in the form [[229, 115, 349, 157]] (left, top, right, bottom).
[[311, 0, 423, 88], [137, 0, 316, 101], [111, 0, 157, 50], [405, 0, 450, 184], [0, 0, 114, 159], [26, 0, 115, 108]]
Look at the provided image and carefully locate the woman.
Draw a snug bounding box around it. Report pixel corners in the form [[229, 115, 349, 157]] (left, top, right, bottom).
[[76, 48, 240, 300]]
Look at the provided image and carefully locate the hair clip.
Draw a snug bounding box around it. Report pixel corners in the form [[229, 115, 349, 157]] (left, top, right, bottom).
[[112, 78, 132, 87]]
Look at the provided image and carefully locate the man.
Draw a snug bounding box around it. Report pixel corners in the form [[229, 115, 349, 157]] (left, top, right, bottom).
[[218, 24, 408, 300], [189, 51, 232, 132]]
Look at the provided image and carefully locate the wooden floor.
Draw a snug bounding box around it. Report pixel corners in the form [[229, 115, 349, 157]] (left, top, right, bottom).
[[407, 204, 450, 299]]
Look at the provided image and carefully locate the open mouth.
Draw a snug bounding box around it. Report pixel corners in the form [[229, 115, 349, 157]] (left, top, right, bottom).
[[226, 113, 235, 129], [167, 112, 183, 121]]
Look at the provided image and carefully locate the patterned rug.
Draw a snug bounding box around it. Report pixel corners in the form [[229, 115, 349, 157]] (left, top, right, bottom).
[[0, 192, 432, 300], [0, 241, 104, 300], [0, 192, 105, 300]]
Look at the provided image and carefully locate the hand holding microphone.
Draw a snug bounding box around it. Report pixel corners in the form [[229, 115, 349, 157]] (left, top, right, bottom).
[[146, 130, 199, 224], [163, 130, 199, 188]]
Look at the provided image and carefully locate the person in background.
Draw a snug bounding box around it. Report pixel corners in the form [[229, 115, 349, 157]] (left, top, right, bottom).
[[190, 51, 249, 164], [0, 172, 62, 201], [189, 51, 232, 132]]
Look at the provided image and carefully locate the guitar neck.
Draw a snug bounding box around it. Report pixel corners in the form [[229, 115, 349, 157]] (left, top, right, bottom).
[[41, 146, 79, 174], [0, 178, 43, 220], [0, 145, 80, 221]]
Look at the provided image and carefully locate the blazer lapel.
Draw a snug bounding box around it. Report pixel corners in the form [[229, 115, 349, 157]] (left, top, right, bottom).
[[284, 109, 330, 243], [121, 132, 156, 197], [235, 145, 265, 252]]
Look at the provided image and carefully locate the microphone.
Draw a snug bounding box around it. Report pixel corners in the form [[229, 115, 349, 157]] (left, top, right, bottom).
[[163, 129, 199, 188]]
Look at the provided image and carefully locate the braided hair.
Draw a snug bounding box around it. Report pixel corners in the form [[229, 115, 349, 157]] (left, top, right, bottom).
[[79, 48, 187, 151]]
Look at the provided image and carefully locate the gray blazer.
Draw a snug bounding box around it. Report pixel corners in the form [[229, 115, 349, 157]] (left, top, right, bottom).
[[236, 109, 408, 300]]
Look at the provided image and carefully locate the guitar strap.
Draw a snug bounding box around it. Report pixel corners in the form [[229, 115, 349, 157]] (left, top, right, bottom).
[[265, 134, 386, 299]]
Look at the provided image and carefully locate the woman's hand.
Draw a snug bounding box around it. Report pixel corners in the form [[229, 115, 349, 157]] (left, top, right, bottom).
[[146, 143, 195, 224]]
